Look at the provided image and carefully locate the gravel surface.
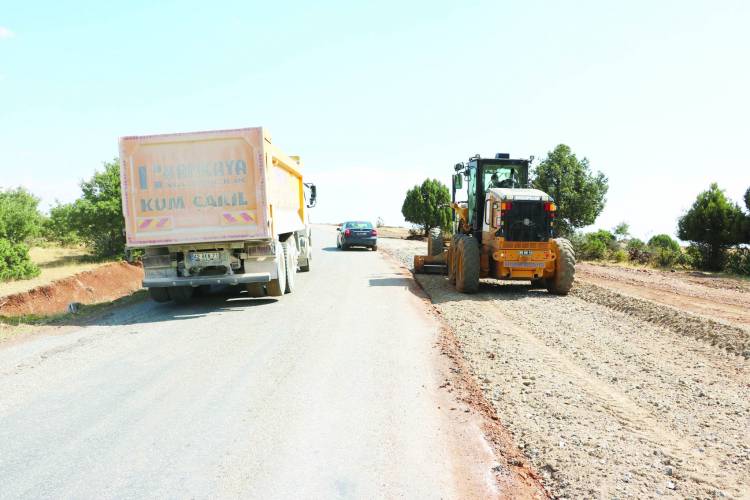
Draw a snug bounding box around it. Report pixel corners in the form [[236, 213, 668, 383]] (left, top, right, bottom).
[[380, 237, 750, 499]]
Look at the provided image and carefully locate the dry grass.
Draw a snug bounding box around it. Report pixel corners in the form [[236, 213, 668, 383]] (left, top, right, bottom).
[[0, 246, 110, 298], [376, 226, 412, 239]]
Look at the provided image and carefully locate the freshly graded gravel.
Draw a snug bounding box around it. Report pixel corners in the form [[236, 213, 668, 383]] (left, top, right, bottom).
[[380, 237, 750, 499]]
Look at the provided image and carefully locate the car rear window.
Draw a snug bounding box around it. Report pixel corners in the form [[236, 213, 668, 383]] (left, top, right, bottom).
[[345, 221, 373, 229]]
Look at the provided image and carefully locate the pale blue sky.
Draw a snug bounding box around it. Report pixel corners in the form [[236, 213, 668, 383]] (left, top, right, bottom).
[[1, 0, 748, 240]]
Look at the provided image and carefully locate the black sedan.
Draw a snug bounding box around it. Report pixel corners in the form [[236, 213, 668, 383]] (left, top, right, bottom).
[[336, 221, 378, 251]]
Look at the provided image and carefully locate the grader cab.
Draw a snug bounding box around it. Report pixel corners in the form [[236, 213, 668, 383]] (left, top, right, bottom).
[[414, 153, 575, 295]]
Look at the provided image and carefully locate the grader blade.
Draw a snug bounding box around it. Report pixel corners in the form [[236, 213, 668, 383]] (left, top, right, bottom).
[[413, 231, 451, 274], [414, 253, 448, 274]]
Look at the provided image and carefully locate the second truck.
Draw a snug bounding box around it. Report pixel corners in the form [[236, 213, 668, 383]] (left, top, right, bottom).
[[119, 127, 316, 303]]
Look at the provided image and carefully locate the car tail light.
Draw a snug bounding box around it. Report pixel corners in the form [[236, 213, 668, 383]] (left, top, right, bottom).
[[371, 229, 378, 236], [344, 229, 351, 236]]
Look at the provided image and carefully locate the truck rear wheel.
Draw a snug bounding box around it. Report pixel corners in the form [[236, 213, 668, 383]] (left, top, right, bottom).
[[546, 238, 576, 295], [299, 234, 311, 272], [455, 236, 480, 293], [267, 242, 287, 297], [169, 286, 194, 304], [148, 287, 171, 303], [282, 239, 297, 294]]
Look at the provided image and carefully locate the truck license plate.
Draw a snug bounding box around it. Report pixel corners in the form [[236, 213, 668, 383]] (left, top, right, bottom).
[[192, 251, 221, 263], [519, 250, 532, 256]]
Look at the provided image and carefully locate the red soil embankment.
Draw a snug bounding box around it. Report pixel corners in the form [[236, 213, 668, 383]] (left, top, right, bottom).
[[0, 262, 143, 317]]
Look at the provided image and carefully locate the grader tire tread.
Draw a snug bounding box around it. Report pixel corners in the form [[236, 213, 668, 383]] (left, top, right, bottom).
[[456, 236, 480, 294], [546, 237, 576, 295], [448, 234, 461, 284]]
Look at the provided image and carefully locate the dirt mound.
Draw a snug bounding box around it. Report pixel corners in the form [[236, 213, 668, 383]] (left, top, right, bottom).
[[572, 281, 750, 358], [0, 262, 143, 317]]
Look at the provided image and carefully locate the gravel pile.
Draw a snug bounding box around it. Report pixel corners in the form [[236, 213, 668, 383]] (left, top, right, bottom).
[[379, 237, 750, 499]]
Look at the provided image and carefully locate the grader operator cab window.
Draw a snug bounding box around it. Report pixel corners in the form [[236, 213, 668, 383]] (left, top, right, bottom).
[[484, 166, 520, 190]]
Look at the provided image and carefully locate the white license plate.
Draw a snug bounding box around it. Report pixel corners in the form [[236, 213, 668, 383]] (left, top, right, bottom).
[[192, 252, 221, 263], [504, 261, 545, 268]]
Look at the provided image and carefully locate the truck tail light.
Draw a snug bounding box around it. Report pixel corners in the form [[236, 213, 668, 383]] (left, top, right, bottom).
[[371, 229, 378, 236], [544, 202, 556, 212], [344, 229, 351, 237], [501, 201, 513, 212]]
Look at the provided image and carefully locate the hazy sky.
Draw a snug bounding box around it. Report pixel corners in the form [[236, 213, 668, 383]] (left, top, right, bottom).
[[1, 0, 748, 240]]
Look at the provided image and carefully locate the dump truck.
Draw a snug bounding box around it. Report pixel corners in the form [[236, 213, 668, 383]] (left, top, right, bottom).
[[119, 127, 316, 303], [414, 153, 575, 295]]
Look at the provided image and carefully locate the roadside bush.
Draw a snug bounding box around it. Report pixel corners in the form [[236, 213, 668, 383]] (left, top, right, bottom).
[[626, 238, 649, 263], [43, 202, 81, 246], [612, 249, 628, 262], [651, 247, 680, 268], [573, 230, 618, 260], [0, 187, 43, 243], [648, 234, 681, 253], [725, 248, 750, 276], [0, 239, 40, 281]]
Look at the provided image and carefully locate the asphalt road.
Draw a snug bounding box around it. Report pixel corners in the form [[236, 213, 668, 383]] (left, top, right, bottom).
[[0, 226, 497, 499]]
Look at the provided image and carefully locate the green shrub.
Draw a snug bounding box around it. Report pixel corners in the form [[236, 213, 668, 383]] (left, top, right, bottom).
[[648, 234, 681, 253], [42, 203, 81, 246], [677, 183, 744, 270], [612, 249, 628, 262], [581, 237, 608, 260], [572, 230, 618, 260], [725, 248, 750, 275], [651, 247, 680, 268], [625, 238, 648, 263], [0, 239, 40, 281], [0, 188, 43, 243]]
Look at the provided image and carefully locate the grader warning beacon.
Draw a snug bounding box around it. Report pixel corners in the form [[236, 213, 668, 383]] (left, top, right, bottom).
[[414, 153, 575, 295]]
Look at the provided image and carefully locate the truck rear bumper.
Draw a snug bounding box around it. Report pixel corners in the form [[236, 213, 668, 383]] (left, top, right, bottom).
[[144, 272, 271, 288]]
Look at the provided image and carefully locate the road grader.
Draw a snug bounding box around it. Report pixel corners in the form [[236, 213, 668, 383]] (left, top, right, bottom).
[[414, 153, 575, 295]]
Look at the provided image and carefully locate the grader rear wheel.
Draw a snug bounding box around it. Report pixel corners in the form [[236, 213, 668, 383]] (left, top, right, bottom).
[[546, 238, 576, 295]]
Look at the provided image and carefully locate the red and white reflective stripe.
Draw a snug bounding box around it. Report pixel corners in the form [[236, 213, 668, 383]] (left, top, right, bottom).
[[138, 217, 170, 230]]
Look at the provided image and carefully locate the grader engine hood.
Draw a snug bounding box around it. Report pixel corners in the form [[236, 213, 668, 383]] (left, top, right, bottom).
[[488, 188, 555, 243], [487, 188, 553, 202]]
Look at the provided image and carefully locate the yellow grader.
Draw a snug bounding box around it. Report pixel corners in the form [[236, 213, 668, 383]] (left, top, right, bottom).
[[414, 153, 575, 295]]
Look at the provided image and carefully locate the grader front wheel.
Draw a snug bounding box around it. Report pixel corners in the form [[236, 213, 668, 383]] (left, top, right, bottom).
[[455, 236, 480, 294]]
